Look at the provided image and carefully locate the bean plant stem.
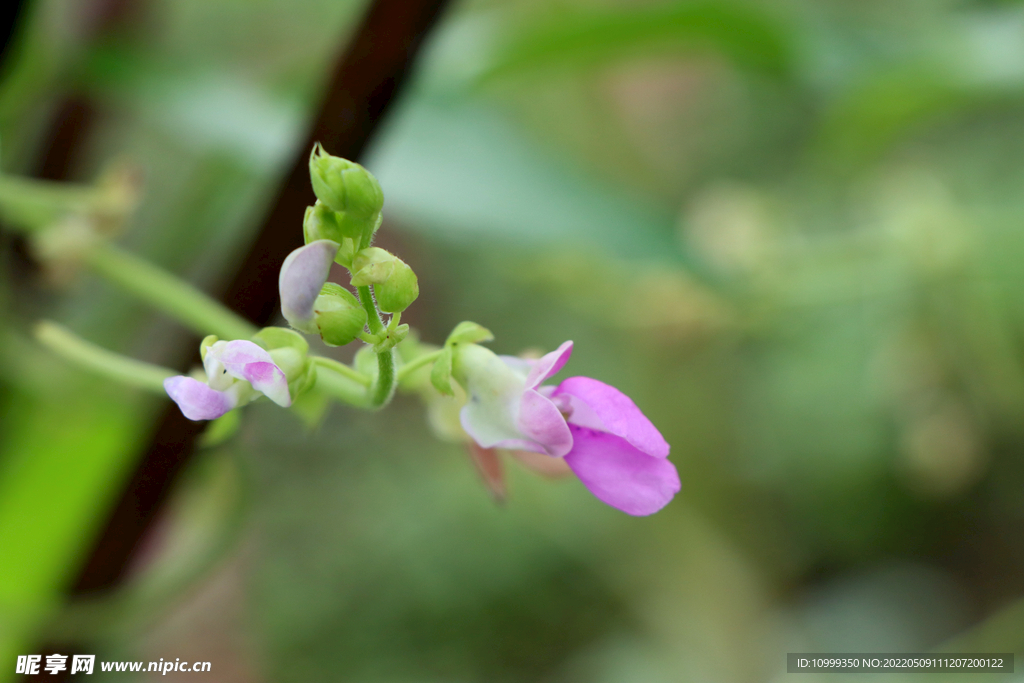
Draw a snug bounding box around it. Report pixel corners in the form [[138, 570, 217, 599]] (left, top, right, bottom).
[[34, 321, 175, 392], [311, 356, 371, 387], [313, 362, 372, 409], [357, 284, 396, 408], [396, 349, 443, 382], [87, 242, 257, 341]]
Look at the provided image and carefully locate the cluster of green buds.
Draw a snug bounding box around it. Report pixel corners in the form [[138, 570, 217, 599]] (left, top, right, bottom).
[[281, 145, 418, 352]]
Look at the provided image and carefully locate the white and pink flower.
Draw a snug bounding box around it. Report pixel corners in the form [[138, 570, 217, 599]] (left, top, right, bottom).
[[164, 339, 290, 421], [453, 341, 679, 516]]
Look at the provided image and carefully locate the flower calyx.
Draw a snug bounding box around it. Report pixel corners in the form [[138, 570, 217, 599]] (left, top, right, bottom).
[[430, 321, 494, 397]]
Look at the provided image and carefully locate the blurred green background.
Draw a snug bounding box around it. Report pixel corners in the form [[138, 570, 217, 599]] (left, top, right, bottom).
[[5, 0, 1024, 680]]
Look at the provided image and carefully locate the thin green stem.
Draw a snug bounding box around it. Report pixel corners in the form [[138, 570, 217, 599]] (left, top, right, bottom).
[[0, 175, 99, 231], [34, 321, 175, 393], [313, 362, 371, 409], [397, 349, 443, 382], [356, 285, 396, 408], [357, 285, 385, 335], [311, 356, 371, 387], [87, 242, 257, 341]]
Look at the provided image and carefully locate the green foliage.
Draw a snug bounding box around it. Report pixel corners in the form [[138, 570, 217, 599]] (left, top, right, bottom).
[[478, 1, 795, 82]]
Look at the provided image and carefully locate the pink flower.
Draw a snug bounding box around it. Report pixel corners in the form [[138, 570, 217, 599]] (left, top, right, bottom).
[[164, 340, 290, 421], [455, 341, 679, 515]]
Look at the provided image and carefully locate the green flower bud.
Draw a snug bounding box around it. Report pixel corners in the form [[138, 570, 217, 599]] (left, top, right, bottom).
[[308, 144, 383, 243], [313, 282, 367, 346], [303, 202, 362, 267], [350, 247, 419, 313], [303, 201, 344, 243]]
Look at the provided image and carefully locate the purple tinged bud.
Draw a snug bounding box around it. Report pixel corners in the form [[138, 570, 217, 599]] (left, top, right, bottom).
[[163, 376, 237, 421], [279, 240, 339, 333]]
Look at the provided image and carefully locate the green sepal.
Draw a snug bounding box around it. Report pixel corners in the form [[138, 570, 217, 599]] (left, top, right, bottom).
[[199, 335, 219, 361], [336, 238, 357, 268], [313, 283, 366, 346], [305, 200, 372, 255], [371, 323, 409, 354], [445, 322, 494, 347], [431, 345, 455, 396], [253, 327, 309, 354]]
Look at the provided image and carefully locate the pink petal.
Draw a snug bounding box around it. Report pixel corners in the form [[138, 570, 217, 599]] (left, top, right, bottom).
[[459, 408, 546, 455], [498, 355, 533, 378], [457, 344, 551, 455], [554, 376, 669, 458], [279, 240, 339, 333], [208, 340, 291, 407], [164, 376, 236, 421], [517, 389, 573, 457], [564, 425, 680, 516], [207, 339, 274, 367], [239, 361, 291, 407], [508, 449, 573, 478], [524, 340, 573, 391]]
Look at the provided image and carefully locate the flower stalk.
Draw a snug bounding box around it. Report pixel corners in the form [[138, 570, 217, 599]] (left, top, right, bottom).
[[34, 321, 175, 393], [356, 284, 397, 409], [397, 348, 444, 382], [87, 242, 257, 341]]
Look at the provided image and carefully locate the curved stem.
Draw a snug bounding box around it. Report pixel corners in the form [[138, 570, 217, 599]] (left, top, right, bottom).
[[34, 321, 175, 393], [397, 349, 443, 382], [311, 356, 371, 387], [356, 284, 396, 409], [87, 242, 257, 341], [313, 362, 371, 409]]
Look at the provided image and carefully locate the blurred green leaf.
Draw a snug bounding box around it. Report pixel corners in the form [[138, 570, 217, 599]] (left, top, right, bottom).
[[479, 1, 796, 82]]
